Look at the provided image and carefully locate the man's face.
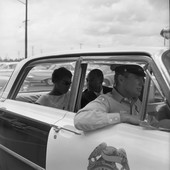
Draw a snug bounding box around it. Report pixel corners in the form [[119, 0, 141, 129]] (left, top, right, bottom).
[[122, 73, 144, 98], [56, 76, 72, 94], [88, 77, 103, 93]]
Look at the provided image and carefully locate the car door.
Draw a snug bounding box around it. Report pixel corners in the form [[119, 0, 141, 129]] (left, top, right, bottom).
[[46, 52, 170, 170], [0, 105, 50, 170], [0, 56, 83, 170], [0, 96, 72, 170], [46, 112, 170, 170]]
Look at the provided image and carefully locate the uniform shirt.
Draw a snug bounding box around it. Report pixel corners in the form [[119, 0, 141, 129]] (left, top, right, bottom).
[[36, 92, 70, 110], [74, 87, 141, 131]]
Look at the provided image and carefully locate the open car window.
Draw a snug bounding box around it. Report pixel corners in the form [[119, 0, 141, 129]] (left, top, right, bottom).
[[142, 70, 170, 131], [148, 73, 165, 103], [15, 61, 76, 105]]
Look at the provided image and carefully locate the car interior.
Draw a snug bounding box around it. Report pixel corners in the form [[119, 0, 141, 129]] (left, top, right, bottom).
[[12, 55, 170, 129]]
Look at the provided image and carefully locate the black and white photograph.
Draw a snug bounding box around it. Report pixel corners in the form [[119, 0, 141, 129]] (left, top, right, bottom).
[[0, 0, 169, 170]]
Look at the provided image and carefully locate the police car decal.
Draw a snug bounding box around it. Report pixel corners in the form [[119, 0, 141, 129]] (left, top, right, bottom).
[[87, 142, 130, 170]]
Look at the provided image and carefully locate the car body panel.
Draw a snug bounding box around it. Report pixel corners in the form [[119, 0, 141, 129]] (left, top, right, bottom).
[[47, 122, 169, 170], [0, 100, 68, 124], [0, 99, 71, 169], [0, 107, 49, 169]]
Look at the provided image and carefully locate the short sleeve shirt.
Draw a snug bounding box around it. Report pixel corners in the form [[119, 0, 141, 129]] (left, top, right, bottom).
[[36, 92, 70, 110]]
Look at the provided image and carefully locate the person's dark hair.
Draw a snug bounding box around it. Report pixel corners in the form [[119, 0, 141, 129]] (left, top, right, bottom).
[[87, 69, 103, 82], [52, 67, 72, 83]]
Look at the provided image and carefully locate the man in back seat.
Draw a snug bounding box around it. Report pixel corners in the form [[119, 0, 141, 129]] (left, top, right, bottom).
[[35, 67, 72, 110], [81, 69, 112, 108]]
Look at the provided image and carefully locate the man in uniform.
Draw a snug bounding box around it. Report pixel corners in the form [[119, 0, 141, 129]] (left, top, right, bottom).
[[74, 64, 145, 131]]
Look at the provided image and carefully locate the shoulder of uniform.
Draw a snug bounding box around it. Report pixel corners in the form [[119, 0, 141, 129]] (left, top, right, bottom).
[[97, 94, 111, 102], [98, 95, 106, 102]]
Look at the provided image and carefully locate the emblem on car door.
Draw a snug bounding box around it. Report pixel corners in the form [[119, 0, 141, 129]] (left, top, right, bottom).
[[87, 142, 130, 170]]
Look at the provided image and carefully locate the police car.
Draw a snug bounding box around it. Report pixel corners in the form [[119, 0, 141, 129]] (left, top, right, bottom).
[[0, 48, 169, 170]]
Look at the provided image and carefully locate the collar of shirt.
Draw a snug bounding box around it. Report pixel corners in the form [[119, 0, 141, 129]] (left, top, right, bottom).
[[111, 87, 124, 102], [94, 88, 103, 97], [111, 87, 141, 115], [111, 87, 136, 104]]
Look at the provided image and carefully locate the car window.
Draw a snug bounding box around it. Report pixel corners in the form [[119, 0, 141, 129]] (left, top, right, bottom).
[[145, 72, 170, 128], [148, 74, 164, 103], [15, 62, 76, 105], [84, 64, 114, 88]]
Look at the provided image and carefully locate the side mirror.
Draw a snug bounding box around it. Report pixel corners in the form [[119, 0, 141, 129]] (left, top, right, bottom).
[[160, 28, 170, 40]]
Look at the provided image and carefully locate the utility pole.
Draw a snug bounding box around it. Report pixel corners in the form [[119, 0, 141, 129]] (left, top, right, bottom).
[[79, 43, 83, 49], [25, 0, 28, 58], [98, 44, 101, 48], [18, 0, 28, 58], [40, 49, 43, 54]]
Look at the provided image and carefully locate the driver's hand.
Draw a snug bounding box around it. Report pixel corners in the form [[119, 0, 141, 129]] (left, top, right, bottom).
[[120, 113, 140, 125]]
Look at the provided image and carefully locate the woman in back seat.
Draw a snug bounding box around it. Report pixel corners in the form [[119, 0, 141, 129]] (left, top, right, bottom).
[[35, 67, 72, 110]]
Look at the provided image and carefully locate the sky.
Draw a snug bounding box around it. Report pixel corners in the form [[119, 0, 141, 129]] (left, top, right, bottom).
[[0, 0, 169, 59]]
